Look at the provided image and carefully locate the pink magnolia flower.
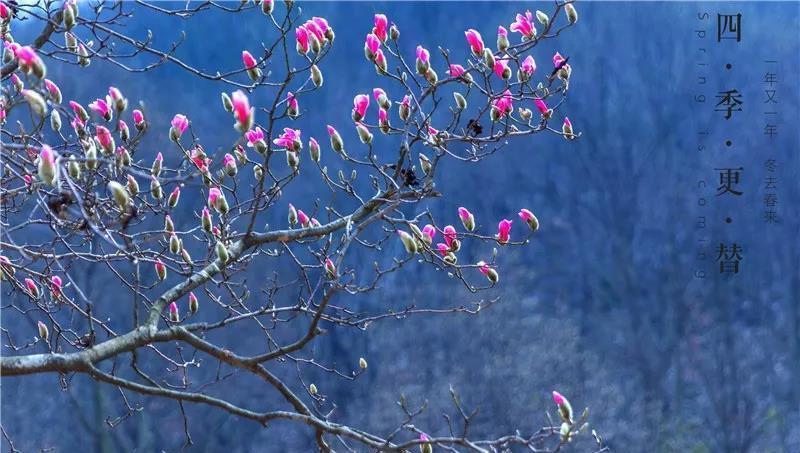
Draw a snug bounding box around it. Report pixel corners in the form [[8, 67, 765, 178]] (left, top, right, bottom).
[[50, 275, 63, 299], [272, 127, 301, 150], [552, 390, 566, 406], [69, 100, 87, 119], [246, 127, 265, 147], [231, 90, 251, 128], [208, 187, 222, 207], [553, 52, 566, 68], [223, 153, 235, 166], [108, 86, 123, 102], [171, 114, 189, 134], [493, 90, 513, 117], [422, 224, 436, 242], [88, 98, 111, 119], [428, 125, 439, 137], [378, 107, 388, 124], [373, 88, 387, 103], [295, 26, 310, 54], [133, 109, 145, 127], [15, 46, 38, 67], [297, 209, 310, 227], [24, 278, 39, 297], [287, 92, 299, 112], [464, 29, 484, 55], [493, 59, 510, 78], [510, 11, 537, 39], [95, 125, 113, 149], [477, 261, 491, 275], [443, 225, 457, 248], [324, 257, 336, 276], [534, 98, 549, 115], [352, 94, 370, 120], [373, 14, 389, 41], [520, 57, 536, 78], [519, 208, 535, 223], [304, 20, 325, 42], [44, 79, 61, 102], [458, 207, 472, 222], [23, 174, 32, 186], [436, 243, 449, 257], [447, 64, 466, 78], [400, 95, 411, 109], [242, 50, 257, 69], [326, 125, 338, 137], [365, 33, 381, 57], [497, 219, 512, 244], [0, 2, 9, 20], [169, 301, 179, 322], [39, 145, 56, 166], [312, 17, 330, 36], [374, 49, 386, 69], [415, 45, 429, 64]]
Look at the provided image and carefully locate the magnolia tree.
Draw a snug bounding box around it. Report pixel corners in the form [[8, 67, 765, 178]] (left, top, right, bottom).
[[0, 0, 604, 451]]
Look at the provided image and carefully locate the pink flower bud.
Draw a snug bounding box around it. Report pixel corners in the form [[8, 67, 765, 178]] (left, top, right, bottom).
[[189, 292, 199, 313], [89, 98, 112, 121], [132, 109, 145, 129], [169, 301, 179, 323], [534, 98, 549, 115], [50, 275, 63, 299], [421, 224, 436, 244], [521, 55, 536, 76], [518, 208, 539, 231], [155, 259, 167, 281], [242, 50, 257, 69], [37, 145, 57, 186], [223, 153, 237, 176], [295, 25, 310, 54], [493, 59, 511, 79], [324, 258, 336, 278], [553, 52, 565, 68], [231, 90, 252, 131], [37, 320, 49, 341], [286, 92, 299, 118], [373, 88, 390, 109], [443, 225, 457, 249], [415, 45, 430, 73], [447, 64, 466, 78], [201, 207, 213, 232], [464, 29, 484, 55], [352, 94, 370, 121], [364, 33, 381, 60], [44, 79, 62, 103], [373, 14, 389, 41], [458, 207, 475, 231], [297, 209, 310, 227], [552, 390, 574, 423], [168, 186, 181, 208], [25, 278, 40, 299], [496, 219, 512, 244], [170, 114, 189, 140]]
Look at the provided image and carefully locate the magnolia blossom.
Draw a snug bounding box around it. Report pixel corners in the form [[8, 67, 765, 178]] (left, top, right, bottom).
[[458, 207, 475, 231], [37, 145, 57, 186], [510, 11, 537, 39], [443, 225, 457, 248], [242, 50, 257, 69], [497, 219, 512, 244], [132, 109, 145, 129], [24, 278, 39, 298], [208, 187, 222, 207], [169, 301, 179, 323], [295, 26, 310, 54], [272, 127, 301, 151], [493, 59, 510, 79], [95, 125, 113, 151], [364, 33, 381, 59], [373, 49, 387, 72], [303, 19, 325, 43], [492, 90, 513, 118], [231, 90, 252, 130], [286, 92, 299, 115], [521, 55, 536, 76], [297, 209, 310, 227], [246, 127, 266, 147], [519, 208, 540, 231], [89, 98, 111, 120], [171, 114, 189, 137], [477, 261, 491, 275], [373, 14, 389, 41], [44, 79, 62, 103], [352, 94, 370, 121], [447, 64, 466, 78], [69, 101, 88, 120], [553, 52, 566, 68], [436, 243, 449, 257], [415, 45, 430, 64], [464, 29, 484, 55], [421, 224, 436, 243], [534, 98, 549, 115], [312, 16, 331, 38], [15, 46, 39, 67]]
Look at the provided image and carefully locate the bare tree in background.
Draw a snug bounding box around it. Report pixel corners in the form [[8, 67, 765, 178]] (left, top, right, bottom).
[[0, 1, 605, 451]]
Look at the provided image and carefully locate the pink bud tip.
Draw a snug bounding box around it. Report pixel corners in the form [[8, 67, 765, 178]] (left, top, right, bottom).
[[552, 390, 566, 406]]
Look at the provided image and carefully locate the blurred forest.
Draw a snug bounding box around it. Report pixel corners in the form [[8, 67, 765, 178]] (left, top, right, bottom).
[[2, 2, 799, 452]]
